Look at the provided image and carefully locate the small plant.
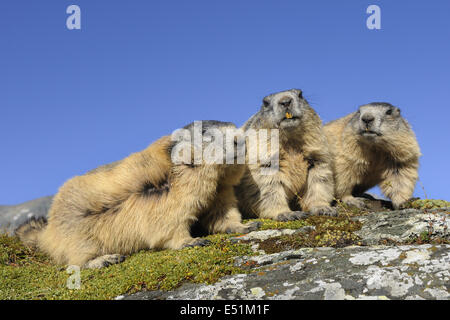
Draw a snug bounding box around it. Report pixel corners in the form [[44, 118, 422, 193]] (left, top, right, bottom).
[[405, 199, 450, 210], [419, 231, 431, 242]]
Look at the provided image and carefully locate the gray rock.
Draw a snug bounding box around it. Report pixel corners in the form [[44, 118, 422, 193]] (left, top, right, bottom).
[[354, 208, 450, 245], [230, 229, 297, 243], [122, 205, 450, 300], [234, 249, 308, 267], [123, 244, 449, 300], [0, 196, 53, 235]]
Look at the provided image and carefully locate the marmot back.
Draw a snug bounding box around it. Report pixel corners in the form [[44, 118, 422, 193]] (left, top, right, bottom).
[[323, 102, 421, 209]]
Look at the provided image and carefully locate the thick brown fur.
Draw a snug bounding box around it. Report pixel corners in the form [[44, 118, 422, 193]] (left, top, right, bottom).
[[235, 89, 336, 221], [323, 103, 421, 209], [17, 122, 256, 268]]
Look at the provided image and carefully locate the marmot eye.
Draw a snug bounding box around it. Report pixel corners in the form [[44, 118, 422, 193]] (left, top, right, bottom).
[[386, 109, 393, 115]]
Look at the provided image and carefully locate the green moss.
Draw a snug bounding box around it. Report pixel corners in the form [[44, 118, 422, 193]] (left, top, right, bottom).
[[404, 199, 450, 210], [243, 218, 310, 230], [0, 234, 51, 267], [257, 216, 362, 254], [0, 233, 255, 300]]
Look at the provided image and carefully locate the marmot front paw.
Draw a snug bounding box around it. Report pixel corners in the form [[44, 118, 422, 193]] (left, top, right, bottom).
[[83, 254, 126, 269], [342, 196, 366, 209], [225, 221, 262, 234], [310, 206, 338, 217], [183, 238, 211, 248], [275, 211, 311, 221]]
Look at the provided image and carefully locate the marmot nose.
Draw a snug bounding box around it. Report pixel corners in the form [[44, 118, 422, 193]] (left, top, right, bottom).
[[279, 97, 292, 108], [361, 114, 375, 125]]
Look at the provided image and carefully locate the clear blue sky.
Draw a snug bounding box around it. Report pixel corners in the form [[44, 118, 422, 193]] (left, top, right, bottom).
[[1, 0, 449, 205]]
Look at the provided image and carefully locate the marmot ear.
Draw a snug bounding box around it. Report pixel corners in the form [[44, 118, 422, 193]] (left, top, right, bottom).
[[262, 97, 270, 110], [292, 89, 303, 99], [395, 107, 401, 115]]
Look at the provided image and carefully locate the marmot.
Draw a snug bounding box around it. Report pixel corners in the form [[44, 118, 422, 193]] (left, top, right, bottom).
[[235, 89, 336, 221], [323, 102, 421, 209], [17, 121, 258, 268]]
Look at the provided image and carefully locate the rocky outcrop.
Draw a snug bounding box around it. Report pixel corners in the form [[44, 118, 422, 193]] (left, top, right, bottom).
[[122, 205, 450, 300], [354, 208, 449, 245], [0, 196, 53, 235], [123, 244, 449, 300], [1, 195, 449, 300]]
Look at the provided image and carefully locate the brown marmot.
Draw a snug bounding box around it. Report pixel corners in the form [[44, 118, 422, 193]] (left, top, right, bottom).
[[323, 102, 421, 209], [234, 89, 336, 221], [17, 121, 259, 269]]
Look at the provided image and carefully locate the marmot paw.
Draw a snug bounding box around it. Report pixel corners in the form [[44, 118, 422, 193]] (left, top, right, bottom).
[[275, 211, 311, 222], [343, 197, 366, 209], [392, 200, 407, 210], [183, 238, 211, 248], [243, 221, 262, 233], [83, 254, 126, 269], [310, 206, 338, 217], [225, 221, 261, 234]]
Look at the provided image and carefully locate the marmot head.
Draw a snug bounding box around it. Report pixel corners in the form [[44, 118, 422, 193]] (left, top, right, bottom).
[[349, 102, 406, 141], [247, 89, 310, 131], [170, 120, 245, 167]]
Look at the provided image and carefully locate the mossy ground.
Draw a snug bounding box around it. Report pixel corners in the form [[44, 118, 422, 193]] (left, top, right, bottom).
[[0, 232, 257, 300], [243, 218, 310, 230], [403, 199, 450, 210], [0, 218, 323, 300], [257, 216, 362, 254], [0, 234, 51, 267], [1, 198, 448, 300]]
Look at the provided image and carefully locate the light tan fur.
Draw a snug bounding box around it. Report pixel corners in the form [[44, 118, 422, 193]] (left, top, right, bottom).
[[18, 125, 255, 268], [235, 89, 336, 220], [324, 104, 421, 209]]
